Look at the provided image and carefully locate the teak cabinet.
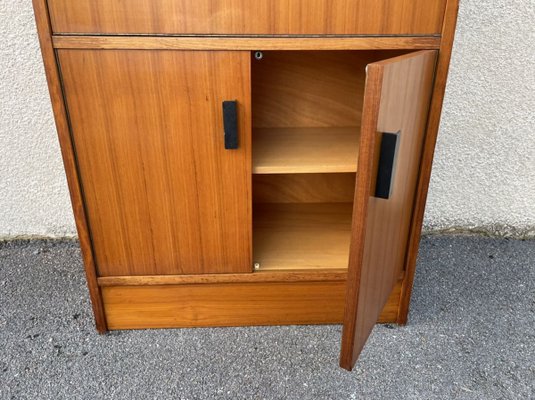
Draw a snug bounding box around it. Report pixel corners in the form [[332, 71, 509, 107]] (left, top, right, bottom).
[[33, 0, 459, 370]]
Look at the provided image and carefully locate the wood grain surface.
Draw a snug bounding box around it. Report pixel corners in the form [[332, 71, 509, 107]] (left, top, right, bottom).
[[58, 50, 252, 276], [253, 128, 360, 174], [52, 36, 442, 51], [253, 203, 353, 271], [98, 269, 348, 286], [253, 173, 356, 204], [252, 51, 389, 130], [102, 279, 403, 329], [48, 0, 447, 35], [340, 50, 437, 370]]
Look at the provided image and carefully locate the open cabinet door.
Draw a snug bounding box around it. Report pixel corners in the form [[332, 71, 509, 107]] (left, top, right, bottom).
[[340, 50, 437, 370]]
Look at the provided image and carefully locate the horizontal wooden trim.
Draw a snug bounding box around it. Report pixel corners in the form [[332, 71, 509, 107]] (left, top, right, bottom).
[[103, 281, 346, 329], [102, 279, 401, 329], [52, 36, 441, 51], [98, 269, 348, 286]]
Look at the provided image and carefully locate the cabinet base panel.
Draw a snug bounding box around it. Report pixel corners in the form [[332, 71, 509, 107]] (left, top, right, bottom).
[[102, 280, 401, 330]]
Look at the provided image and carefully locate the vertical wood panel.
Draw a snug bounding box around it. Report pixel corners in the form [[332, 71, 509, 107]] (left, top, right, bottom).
[[58, 50, 252, 276], [341, 50, 437, 370]]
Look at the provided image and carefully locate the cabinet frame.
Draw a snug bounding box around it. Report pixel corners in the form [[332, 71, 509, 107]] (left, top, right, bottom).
[[33, 0, 460, 368]]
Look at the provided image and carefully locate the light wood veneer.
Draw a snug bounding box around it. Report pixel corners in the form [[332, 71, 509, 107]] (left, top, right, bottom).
[[253, 203, 353, 271], [253, 128, 360, 174]]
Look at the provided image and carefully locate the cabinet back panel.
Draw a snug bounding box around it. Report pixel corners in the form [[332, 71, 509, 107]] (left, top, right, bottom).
[[58, 50, 252, 276], [253, 173, 356, 204], [252, 51, 405, 129], [253, 51, 365, 129], [47, 0, 447, 35]]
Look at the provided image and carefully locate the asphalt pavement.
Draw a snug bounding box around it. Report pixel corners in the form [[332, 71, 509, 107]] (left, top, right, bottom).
[[1, 235, 534, 399]]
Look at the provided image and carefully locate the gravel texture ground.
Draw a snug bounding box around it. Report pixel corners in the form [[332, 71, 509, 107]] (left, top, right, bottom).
[[1, 236, 534, 399]]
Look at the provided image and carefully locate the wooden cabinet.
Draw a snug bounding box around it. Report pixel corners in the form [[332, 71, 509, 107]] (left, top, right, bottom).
[[33, 0, 459, 371]]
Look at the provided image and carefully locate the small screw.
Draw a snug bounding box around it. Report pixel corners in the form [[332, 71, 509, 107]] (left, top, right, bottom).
[[254, 51, 263, 61], [254, 263, 261, 270]]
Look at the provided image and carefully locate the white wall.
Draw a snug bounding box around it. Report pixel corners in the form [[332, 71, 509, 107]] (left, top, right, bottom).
[[423, 0, 535, 237], [1, 1, 534, 239], [0, 1, 75, 238]]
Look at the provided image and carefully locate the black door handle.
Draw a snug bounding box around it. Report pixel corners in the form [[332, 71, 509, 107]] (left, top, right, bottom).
[[222, 101, 238, 150], [374, 131, 399, 199]]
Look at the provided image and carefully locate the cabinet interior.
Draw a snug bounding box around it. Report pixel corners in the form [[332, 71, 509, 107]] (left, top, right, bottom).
[[252, 50, 406, 272]]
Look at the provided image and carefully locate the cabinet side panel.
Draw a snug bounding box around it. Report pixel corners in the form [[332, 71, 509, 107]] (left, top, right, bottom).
[[31, 0, 107, 332], [47, 0, 447, 35], [58, 50, 252, 276]]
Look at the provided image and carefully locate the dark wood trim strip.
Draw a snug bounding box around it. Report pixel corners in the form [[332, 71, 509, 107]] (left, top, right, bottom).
[[98, 270, 348, 287], [397, 0, 460, 324], [52, 35, 441, 51], [32, 0, 108, 333]]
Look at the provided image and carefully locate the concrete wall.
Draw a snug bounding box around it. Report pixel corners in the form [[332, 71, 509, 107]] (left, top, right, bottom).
[[1, 1, 75, 238], [423, 1, 535, 237], [1, 1, 534, 239]]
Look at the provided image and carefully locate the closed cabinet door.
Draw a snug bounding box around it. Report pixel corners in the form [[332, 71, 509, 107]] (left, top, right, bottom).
[[341, 50, 438, 370], [58, 50, 252, 276]]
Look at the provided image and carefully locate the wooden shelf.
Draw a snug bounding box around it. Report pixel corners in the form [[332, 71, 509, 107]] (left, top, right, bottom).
[[253, 127, 360, 174], [253, 202, 353, 271]]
